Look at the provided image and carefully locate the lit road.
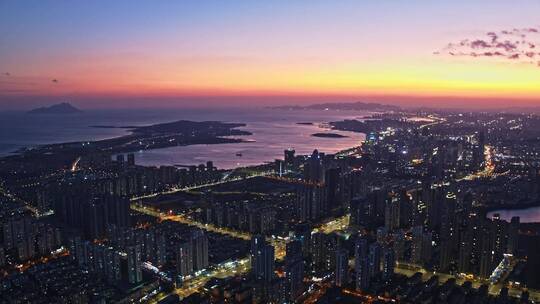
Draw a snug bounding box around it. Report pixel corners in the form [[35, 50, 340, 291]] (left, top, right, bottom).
[[131, 203, 286, 256], [419, 115, 446, 129], [133, 174, 351, 303], [394, 262, 540, 302], [0, 186, 41, 217], [172, 258, 251, 300], [265, 175, 325, 187], [132, 202, 286, 301], [133, 203, 253, 240], [132, 179, 355, 304], [71, 156, 81, 172], [313, 214, 350, 234], [457, 145, 495, 181], [130, 171, 272, 201]]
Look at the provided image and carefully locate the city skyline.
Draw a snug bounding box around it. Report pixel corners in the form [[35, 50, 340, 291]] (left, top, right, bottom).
[[2, 3, 540, 303], [1, 1, 540, 109]]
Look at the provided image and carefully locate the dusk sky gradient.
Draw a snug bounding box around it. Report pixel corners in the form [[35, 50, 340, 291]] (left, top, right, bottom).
[[1, 1, 540, 109]]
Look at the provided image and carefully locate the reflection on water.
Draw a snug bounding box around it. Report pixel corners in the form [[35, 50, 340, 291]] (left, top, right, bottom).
[[133, 110, 365, 169], [0, 108, 367, 169]]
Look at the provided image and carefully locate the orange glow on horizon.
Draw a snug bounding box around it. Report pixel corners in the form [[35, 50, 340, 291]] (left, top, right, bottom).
[[2, 46, 540, 107]]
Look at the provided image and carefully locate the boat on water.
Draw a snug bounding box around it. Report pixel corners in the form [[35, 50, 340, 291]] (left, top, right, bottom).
[[236, 153, 243, 157]]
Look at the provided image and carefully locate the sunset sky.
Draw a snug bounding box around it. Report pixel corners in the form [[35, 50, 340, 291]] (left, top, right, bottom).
[[1, 1, 540, 109]]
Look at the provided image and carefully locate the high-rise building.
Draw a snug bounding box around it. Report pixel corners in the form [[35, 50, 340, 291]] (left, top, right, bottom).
[[324, 168, 342, 213], [250, 235, 275, 283], [0, 247, 5, 267], [411, 226, 432, 265], [355, 237, 370, 291], [490, 214, 508, 267], [335, 248, 349, 287], [191, 230, 209, 272], [382, 246, 395, 280], [268, 278, 289, 304], [285, 240, 304, 301], [411, 226, 423, 264], [108, 196, 131, 228], [127, 244, 143, 284], [438, 240, 452, 272], [350, 196, 374, 228], [368, 242, 382, 279], [83, 199, 107, 240], [310, 232, 326, 273], [508, 216, 520, 255], [479, 224, 493, 278], [141, 228, 154, 262], [297, 184, 327, 222], [206, 161, 214, 171], [155, 233, 167, 267], [103, 246, 121, 284], [127, 153, 135, 166], [116, 154, 125, 165], [177, 241, 193, 278], [284, 148, 296, 172], [458, 227, 473, 274], [292, 223, 312, 257], [392, 230, 406, 261], [384, 192, 401, 231], [304, 150, 324, 183]]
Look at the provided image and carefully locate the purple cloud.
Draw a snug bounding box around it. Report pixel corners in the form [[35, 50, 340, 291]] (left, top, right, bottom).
[[471, 40, 490, 49], [483, 52, 504, 57], [437, 26, 540, 67], [487, 32, 498, 43], [495, 41, 517, 52]]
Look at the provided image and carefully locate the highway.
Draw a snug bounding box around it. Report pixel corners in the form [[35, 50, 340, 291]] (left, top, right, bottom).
[[130, 171, 272, 201], [457, 144, 495, 181], [131, 203, 253, 239], [419, 115, 446, 129]]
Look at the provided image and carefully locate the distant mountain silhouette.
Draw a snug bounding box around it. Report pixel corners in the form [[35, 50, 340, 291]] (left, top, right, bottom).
[[27, 102, 82, 114]]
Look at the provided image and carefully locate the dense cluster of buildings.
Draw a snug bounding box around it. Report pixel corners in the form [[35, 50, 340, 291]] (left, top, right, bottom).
[[1, 111, 540, 303]]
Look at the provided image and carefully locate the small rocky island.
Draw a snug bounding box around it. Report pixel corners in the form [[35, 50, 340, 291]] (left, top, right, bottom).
[[311, 133, 348, 138], [27, 102, 82, 114]]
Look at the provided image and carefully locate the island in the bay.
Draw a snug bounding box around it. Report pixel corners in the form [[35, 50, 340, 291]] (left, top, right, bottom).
[[27, 102, 83, 114], [310, 132, 348, 138]]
